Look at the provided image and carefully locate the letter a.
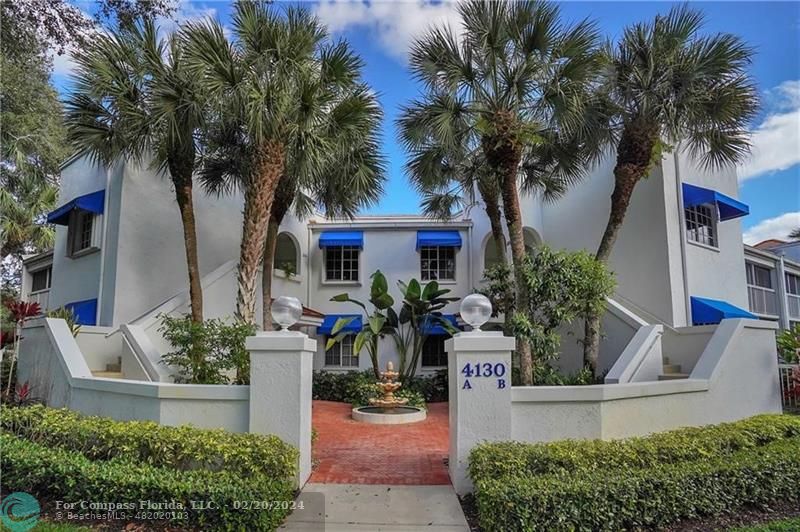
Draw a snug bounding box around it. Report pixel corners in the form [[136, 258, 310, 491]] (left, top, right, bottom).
[[462, 379, 472, 390]]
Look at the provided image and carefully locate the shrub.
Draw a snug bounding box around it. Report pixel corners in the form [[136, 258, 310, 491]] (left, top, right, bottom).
[[470, 414, 800, 479], [1, 404, 298, 480], [777, 324, 800, 363], [312, 369, 445, 405], [1, 432, 293, 531], [472, 438, 800, 531]]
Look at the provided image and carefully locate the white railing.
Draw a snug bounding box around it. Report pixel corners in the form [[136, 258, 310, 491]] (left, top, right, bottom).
[[788, 294, 800, 321], [29, 290, 50, 311], [779, 364, 799, 412], [747, 285, 778, 316]]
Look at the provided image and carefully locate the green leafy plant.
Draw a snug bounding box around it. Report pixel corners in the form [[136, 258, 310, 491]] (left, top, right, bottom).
[[47, 306, 81, 337], [483, 246, 614, 384], [279, 261, 296, 279], [777, 325, 800, 363], [313, 369, 447, 404], [158, 314, 255, 384]]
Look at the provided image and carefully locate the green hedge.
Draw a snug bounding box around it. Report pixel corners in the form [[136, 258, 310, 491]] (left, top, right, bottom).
[[312, 369, 447, 404], [473, 437, 800, 531], [470, 414, 800, 479], [1, 433, 293, 531], [1, 404, 297, 479]]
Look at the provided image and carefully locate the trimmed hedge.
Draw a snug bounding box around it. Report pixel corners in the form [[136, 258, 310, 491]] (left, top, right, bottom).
[[312, 369, 447, 404], [472, 437, 800, 531], [1, 404, 297, 479], [470, 414, 800, 479], [1, 433, 293, 531]]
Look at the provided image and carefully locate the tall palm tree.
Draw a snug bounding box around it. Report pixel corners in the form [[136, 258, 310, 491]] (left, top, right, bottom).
[[184, 1, 381, 324], [582, 5, 758, 371], [789, 228, 800, 241], [65, 20, 207, 323], [400, 0, 605, 384], [0, 177, 57, 259]]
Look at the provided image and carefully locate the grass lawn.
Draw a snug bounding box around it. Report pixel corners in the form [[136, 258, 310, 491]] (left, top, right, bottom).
[[2, 523, 90, 532], [730, 517, 800, 531]]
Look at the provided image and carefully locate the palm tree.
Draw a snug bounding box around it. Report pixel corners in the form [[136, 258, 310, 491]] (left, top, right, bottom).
[[789, 228, 800, 241], [0, 177, 57, 259], [65, 20, 207, 323], [184, 1, 382, 324], [582, 5, 758, 371], [400, 0, 605, 384]]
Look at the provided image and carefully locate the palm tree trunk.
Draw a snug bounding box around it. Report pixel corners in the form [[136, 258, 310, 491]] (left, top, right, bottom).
[[583, 124, 657, 373], [481, 190, 515, 338], [261, 216, 279, 330], [173, 175, 203, 324], [236, 140, 285, 324]]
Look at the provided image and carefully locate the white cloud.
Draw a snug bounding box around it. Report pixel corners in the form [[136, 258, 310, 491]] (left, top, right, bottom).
[[743, 212, 800, 245], [739, 80, 800, 182], [315, 0, 462, 62]]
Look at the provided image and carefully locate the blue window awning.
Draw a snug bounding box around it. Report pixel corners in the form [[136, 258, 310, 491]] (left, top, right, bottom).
[[416, 230, 462, 250], [318, 231, 363, 249], [65, 298, 98, 326], [690, 296, 757, 326], [682, 183, 748, 221], [47, 190, 105, 226], [318, 314, 363, 335], [419, 314, 460, 335]]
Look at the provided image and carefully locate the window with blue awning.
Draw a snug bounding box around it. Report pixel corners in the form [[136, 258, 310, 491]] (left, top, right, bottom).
[[47, 190, 105, 226], [318, 231, 363, 249], [65, 298, 98, 326], [317, 314, 363, 335], [690, 296, 757, 325], [416, 230, 462, 250], [682, 183, 748, 221], [419, 314, 460, 335]]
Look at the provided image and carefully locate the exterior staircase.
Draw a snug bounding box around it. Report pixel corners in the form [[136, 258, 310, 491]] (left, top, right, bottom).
[[659, 356, 689, 380], [91, 356, 123, 379]]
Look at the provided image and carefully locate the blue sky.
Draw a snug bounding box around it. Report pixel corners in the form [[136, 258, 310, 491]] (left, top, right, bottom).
[[56, 1, 800, 244]]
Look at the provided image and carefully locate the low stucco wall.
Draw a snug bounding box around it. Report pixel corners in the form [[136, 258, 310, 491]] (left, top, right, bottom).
[[511, 319, 781, 443]]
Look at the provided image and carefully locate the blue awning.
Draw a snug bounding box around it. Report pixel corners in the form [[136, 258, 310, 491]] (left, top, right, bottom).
[[47, 190, 106, 226], [416, 230, 462, 250], [682, 183, 748, 221], [65, 298, 98, 326], [318, 231, 363, 249], [419, 314, 460, 335], [690, 296, 757, 325], [318, 314, 363, 335]]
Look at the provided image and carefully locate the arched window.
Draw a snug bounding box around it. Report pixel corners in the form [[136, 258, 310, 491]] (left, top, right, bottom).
[[275, 233, 299, 277], [483, 235, 505, 271]]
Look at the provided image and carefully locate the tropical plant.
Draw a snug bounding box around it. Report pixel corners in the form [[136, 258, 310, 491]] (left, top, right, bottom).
[[185, 1, 382, 325], [326, 270, 396, 379], [47, 306, 82, 337], [788, 228, 800, 241], [401, 0, 606, 384], [3, 298, 42, 395], [0, 178, 57, 260], [393, 279, 459, 380], [582, 5, 759, 371], [483, 246, 614, 382], [776, 325, 800, 364], [66, 19, 208, 324]]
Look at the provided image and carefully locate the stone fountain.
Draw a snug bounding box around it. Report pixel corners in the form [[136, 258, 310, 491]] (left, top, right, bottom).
[[351, 361, 427, 424]]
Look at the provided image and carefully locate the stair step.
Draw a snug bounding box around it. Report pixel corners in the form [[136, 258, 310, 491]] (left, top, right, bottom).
[[92, 370, 124, 379], [106, 356, 122, 373], [658, 373, 689, 381], [663, 356, 671, 365], [662, 364, 682, 374]]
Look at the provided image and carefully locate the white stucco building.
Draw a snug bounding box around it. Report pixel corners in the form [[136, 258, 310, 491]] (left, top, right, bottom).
[[22, 150, 765, 377]]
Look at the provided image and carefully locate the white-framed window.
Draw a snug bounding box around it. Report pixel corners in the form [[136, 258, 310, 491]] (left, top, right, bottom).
[[421, 336, 447, 367], [325, 335, 358, 367], [785, 273, 800, 296], [324, 245, 359, 282], [746, 262, 773, 290], [420, 246, 455, 281], [67, 210, 99, 257], [685, 204, 717, 248], [30, 266, 52, 293], [746, 261, 777, 316]]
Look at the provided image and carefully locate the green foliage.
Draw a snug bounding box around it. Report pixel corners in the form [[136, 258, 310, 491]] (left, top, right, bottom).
[[1, 404, 298, 479], [1, 432, 292, 531], [312, 369, 447, 405], [158, 314, 255, 384], [469, 415, 800, 531], [484, 246, 614, 379], [46, 307, 81, 337], [345, 381, 426, 409], [533, 364, 603, 386], [777, 325, 800, 363], [732, 517, 800, 532]]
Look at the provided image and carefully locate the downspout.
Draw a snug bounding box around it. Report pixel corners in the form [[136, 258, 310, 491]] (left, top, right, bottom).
[[673, 151, 693, 326], [467, 223, 473, 293], [776, 256, 790, 330]]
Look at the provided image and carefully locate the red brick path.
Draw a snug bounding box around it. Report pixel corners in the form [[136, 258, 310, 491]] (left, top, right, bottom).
[[309, 400, 450, 485]]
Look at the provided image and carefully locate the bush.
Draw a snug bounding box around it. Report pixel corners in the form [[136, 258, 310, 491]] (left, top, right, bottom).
[[469, 415, 800, 531], [777, 324, 800, 363], [312, 369, 446, 405], [470, 414, 800, 479], [1, 432, 293, 531], [1, 404, 298, 480]]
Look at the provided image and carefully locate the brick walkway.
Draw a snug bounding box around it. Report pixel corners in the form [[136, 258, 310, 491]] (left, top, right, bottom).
[[309, 400, 450, 485]]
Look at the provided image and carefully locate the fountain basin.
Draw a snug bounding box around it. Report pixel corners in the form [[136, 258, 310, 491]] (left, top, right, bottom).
[[352, 406, 427, 425]]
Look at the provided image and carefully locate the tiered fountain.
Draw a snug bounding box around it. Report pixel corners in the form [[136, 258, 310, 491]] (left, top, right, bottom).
[[351, 361, 427, 424]]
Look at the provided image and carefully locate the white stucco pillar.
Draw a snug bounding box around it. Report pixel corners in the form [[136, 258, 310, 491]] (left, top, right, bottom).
[[246, 331, 316, 487], [446, 331, 516, 495]]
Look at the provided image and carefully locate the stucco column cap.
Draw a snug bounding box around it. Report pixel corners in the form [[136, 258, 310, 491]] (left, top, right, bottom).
[[445, 331, 516, 353], [246, 331, 317, 352]]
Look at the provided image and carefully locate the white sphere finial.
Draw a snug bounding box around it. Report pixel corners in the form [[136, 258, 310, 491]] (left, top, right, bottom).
[[271, 296, 302, 330], [460, 293, 492, 331]]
